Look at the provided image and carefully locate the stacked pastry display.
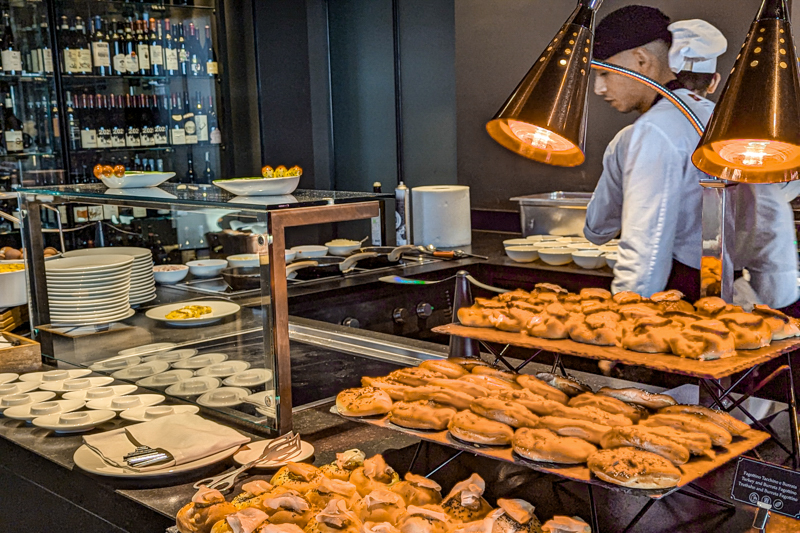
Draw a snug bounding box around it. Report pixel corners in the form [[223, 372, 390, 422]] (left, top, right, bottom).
[[336, 357, 754, 490], [455, 284, 800, 360], [176, 449, 590, 533]]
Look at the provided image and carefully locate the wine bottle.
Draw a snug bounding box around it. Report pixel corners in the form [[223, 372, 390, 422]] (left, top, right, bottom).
[[80, 94, 97, 149], [125, 93, 140, 147], [96, 94, 112, 149], [91, 16, 110, 76], [164, 19, 178, 75], [194, 91, 208, 143], [205, 25, 217, 76], [1, 12, 22, 75], [66, 92, 80, 151], [50, 99, 60, 142], [186, 151, 195, 183], [136, 20, 150, 76], [170, 93, 185, 145], [208, 95, 221, 144], [37, 16, 53, 73], [202, 151, 214, 182], [177, 23, 188, 76], [111, 21, 125, 75], [188, 23, 201, 76], [124, 20, 137, 75], [4, 94, 22, 153], [110, 94, 126, 148], [60, 16, 77, 74], [183, 91, 197, 144], [154, 94, 168, 145], [140, 94, 154, 146], [149, 19, 162, 76], [75, 17, 92, 75]]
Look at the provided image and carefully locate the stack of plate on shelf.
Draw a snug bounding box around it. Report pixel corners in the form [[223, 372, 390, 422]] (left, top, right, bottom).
[[63, 247, 156, 305], [45, 254, 134, 326]]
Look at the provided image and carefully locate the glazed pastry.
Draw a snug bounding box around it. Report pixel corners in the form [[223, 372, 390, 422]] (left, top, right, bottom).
[[498, 289, 533, 303], [612, 291, 642, 305], [555, 405, 633, 427], [349, 455, 401, 497], [617, 304, 659, 320], [388, 367, 447, 387], [620, 316, 675, 354], [396, 505, 450, 533], [361, 377, 414, 401], [658, 405, 750, 436], [390, 473, 443, 507], [640, 413, 733, 446], [447, 357, 492, 371], [459, 374, 521, 392], [567, 310, 621, 346], [512, 428, 597, 464], [419, 359, 469, 379], [354, 489, 407, 524], [639, 426, 715, 458], [447, 410, 515, 446], [469, 397, 540, 428], [515, 375, 569, 404], [232, 480, 275, 510], [490, 499, 544, 533], [752, 305, 800, 340], [441, 473, 493, 523], [320, 449, 366, 481], [716, 313, 773, 350], [579, 288, 612, 301], [256, 490, 313, 527], [457, 306, 495, 328], [541, 516, 590, 533], [305, 477, 360, 511], [650, 290, 684, 303], [210, 508, 268, 533], [389, 401, 457, 431], [567, 392, 646, 423], [177, 486, 238, 533], [588, 448, 681, 489], [534, 283, 568, 295], [304, 499, 362, 533], [667, 320, 736, 360], [599, 426, 690, 465], [493, 388, 569, 416], [595, 387, 676, 410], [471, 366, 519, 384], [428, 378, 490, 399], [535, 416, 611, 445], [534, 373, 592, 398], [271, 463, 324, 495], [336, 387, 393, 417], [402, 386, 475, 411], [693, 297, 737, 318]]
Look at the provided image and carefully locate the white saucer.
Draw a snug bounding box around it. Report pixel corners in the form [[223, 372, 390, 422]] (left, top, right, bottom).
[[39, 376, 115, 393], [196, 387, 250, 407], [243, 391, 276, 409], [19, 369, 92, 384], [50, 308, 135, 327], [223, 368, 273, 387], [0, 391, 56, 412], [119, 404, 200, 422], [32, 409, 116, 433], [143, 349, 198, 363], [0, 382, 39, 396], [0, 373, 19, 385], [86, 394, 164, 411], [233, 439, 314, 469], [172, 353, 228, 370], [165, 377, 221, 397], [135, 370, 194, 388], [111, 361, 170, 380], [89, 355, 142, 372], [62, 385, 138, 401], [3, 399, 85, 422], [73, 444, 241, 478], [195, 361, 250, 378], [118, 343, 177, 357]]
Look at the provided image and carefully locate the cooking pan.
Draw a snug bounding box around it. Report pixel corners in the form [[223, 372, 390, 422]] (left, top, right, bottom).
[[352, 245, 417, 269], [289, 252, 378, 281]]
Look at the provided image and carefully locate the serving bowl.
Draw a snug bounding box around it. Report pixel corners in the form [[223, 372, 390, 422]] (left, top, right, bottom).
[[525, 235, 560, 242], [325, 240, 362, 257], [537, 247, 575, 266], [502, 239, 532, 247], [213, 175, 300, 196], [99, 171, 176, 189], [153, 265, 189, 285], [186, 259, 228, 278], [505, 246, 539, 263], [227, 254, 259, 268], [572, 250, 606, 269], [291, 245, 328, 260]]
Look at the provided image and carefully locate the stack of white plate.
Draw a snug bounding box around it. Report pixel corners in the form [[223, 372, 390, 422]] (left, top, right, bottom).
[[46, 254, 134, 326], [63, 247, 156, 305]]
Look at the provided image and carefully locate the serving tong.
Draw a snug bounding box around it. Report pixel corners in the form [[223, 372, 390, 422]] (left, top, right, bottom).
[[193, 432, 301, 491], [123, 429, 174, 468]]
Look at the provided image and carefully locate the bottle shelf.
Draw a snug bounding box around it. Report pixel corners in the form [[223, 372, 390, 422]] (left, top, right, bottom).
[[0, 74, 53, 83], [60, 74, 217, 82], [0, 151, 55, 160], [72, 144, 220, 154], [84, 0, 216, 11]]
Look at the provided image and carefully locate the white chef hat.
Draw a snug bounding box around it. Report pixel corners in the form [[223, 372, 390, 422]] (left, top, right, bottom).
[[668, 19, 728, 74]]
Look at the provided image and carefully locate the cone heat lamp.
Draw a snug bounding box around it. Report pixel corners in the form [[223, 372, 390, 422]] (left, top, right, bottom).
[[692, 0, 800, 183], [486, 1, 601, 166]]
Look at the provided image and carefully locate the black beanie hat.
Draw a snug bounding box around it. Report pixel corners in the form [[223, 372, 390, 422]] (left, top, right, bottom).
[[593, 5, 672, 61]]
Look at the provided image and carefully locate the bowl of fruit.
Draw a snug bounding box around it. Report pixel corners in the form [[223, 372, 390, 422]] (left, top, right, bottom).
[[94, 164, 176, 189], [212, 165, 302, 196]]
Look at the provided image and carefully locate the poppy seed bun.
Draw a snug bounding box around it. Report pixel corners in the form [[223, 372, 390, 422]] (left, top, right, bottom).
[[512, 428, 597, 464], [658, 404, 750, 436], [535, 416, 611, 445], [336, 387, 393, 417], [640, 413, 732, 446], [448, 410, 514, 446], [567, 392, 645, 423], [388, 367, 447, 387], [402, 386, 474, 411], [176, 487, 237, 533], [515, 375, 569, 404], [587, 448, 681, 489]]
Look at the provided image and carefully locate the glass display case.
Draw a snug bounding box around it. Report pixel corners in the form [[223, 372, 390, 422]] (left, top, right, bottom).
[[17, 183, 389, 433]]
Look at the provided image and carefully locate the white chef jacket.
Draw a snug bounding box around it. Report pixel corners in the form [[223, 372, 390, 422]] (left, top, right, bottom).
[[584, 88, 799, 308]]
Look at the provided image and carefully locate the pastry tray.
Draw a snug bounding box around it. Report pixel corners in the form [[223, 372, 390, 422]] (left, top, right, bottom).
[[432, 324, 800, 380], [332, 406, 769, 499]]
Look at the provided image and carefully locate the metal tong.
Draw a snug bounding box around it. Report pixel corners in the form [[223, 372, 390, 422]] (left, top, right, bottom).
[[417, 244, 488, 260], [193, 432, 301, 491]]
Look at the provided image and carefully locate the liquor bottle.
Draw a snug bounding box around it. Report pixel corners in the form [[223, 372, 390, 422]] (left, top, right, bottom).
[[134, 153, 143, 171], [186, 151, 195, 183], [110, 95, 126, 148], [66, 92, 80, 151], [177, 23, 188, 76], [124, 20, 137, 75], [96, 94, 112, 149], [80, 94, 97, 149], [75, 17, 92, 74], [125, 93, 140, 147], [140, 94, 154, 146], [205, 26, 217, 76], [202, 151, 214, 182], [60, 16, 77, 74], [145, 158, 153, 172], [164, 19, 178, 75], [36, 16, 53, 74], [208, 95, 221, 144], [4, 94, 22, 153], [154, 94, 168, 145], [149, 19, 162, 76], [188, 23, 201, 76], [135, 20, 150, 76], [50, 99, 60, 143], [194, 92, 208, 143], [183, 92, 197, 144], [91, 16, 110, 76], [1, 12, 22, 75], [170, 93, 185, 145], [111, 21, 125, 75]]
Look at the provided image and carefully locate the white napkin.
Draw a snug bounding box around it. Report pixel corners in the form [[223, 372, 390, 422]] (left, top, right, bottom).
[[83, 413, 250, 470]]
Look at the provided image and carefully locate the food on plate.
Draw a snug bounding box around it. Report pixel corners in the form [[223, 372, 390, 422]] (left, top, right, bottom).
[[469, 397, 540, 428], [92, 163, 125, 179], [349, 455, 400, 497], [512, 428, 597, 464], [667, 320, 736, 360], [535, 416, 611, 445], [354, 489, 407, 524], [259, 165, 303, 179], [534, 373, 592, 398], [402, 386, 474, 411], [541, 516, 590, 533], [361, 376, 413, 401], [232, 480, 274, 509], [388, 367, 447, 387], [595, 387, 677, 410], [599, 426, 690, 465], [491, 499, 545, 533], [262, 166, 274, 178], [256, 490, 313, 526], [336, 387, 393, 417], [305, 499, 362, 533], [658, 404, 750, 436], [567, 392, 646, 423], [389, 400, 457, 430], [587, 447, 681, 489], [306, 477, 360, 510], [209, 508, 268, 533], [274, 166, 288, 177], [447, 410, 515, 446], [270, 463, 324, 494], [441, 473, 493, 522], [716, 313, 773, 350], [166, 304, 213, 320], [319, 449, 366, 482], [639, 413, 733, 446], [288, 166, 303, 177], [363, 522, 401, 533], [390, 473, 443, 507], [0, 262, 24, 273], [515, 375, 569, 404], [176, 485, 238, 533], [154, 264, 189, 271], [396, 505, 450, 533], [419, 359, 469, 379]]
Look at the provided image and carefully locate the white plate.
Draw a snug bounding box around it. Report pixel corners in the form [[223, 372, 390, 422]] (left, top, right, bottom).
[[39, 376, 115, 393], [105, 187, 177, 200], [63, 247, 152, 260], [90, 355, 142, 372], [50, 297, 130, 309], [233, 439, 314, 469], [45, 254, 134, 273], [32, 409, 116, 433], [50, 305, 132, 319], [63, 384, 138, 401], [46, 276, 131, 289], [47, 270, 132, 283], [197, 387, 250, 407], [73, 443, 240, 478], [130, 294, 158, 306], [213, 175, 300, 196], [0, 391, 56, 411], [223, 368, 273, 387], [171, 353, 228, 370], [50, 309, 135, 327], [145, 301, 241, 327], [0, 373, 19, 384], [119, 343, 177, 357], [143, 349, 198, 363], [111, 361, 170, 381], [19, 369, 92, 384], [119, 404, 200, 422], [99, 171, 176, 189], [135, 369, 194, 388], [47, 282, 131, 297], [195, 361, 250, 378], [86, 393, 164, 411], [3, 399, 85, 421], [165, 377, 221, 397], [0, 382, 39, 396]]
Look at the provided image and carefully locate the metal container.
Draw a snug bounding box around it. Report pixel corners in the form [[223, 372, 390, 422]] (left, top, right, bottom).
[[510, 192, 592, 237]]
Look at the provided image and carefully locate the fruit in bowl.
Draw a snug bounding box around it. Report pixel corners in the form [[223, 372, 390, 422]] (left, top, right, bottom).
[[261, 165, 303, 178], [93, 164, 126, 180]]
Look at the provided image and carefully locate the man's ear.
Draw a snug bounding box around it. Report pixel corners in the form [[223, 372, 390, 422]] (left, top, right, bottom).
[[707, 72, 722, 95], [631, 46, 653, 72]]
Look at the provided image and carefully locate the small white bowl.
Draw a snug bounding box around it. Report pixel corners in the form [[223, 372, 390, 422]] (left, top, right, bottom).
[[572, 250, 607, 269], [153, 265, 189, 285], [186, 259, 228, 278], [502, 239, 532, 247], [291, 245, 328, 260], [285, 250, 297, 263], [325, 241, 361, 257], [556, 237, 588, 243], [604, 252, 618, 269], [537, 247, 575, 266], [533, 241, 569, 249], [524, 235, 559, 242], [598, 245, 619, 253], [227, 254, 260, 268], [505, 246, 540, 263]]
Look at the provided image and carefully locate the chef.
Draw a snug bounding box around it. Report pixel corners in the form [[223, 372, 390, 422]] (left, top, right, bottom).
[[583, 6, 799, 310], [668, 19, 726, 98]]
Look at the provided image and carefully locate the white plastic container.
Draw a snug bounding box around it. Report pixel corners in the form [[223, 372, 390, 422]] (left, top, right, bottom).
[[0, 262, 27, 307]]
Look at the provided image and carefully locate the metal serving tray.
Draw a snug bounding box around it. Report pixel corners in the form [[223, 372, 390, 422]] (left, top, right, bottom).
[[510, 191, 592, 237]]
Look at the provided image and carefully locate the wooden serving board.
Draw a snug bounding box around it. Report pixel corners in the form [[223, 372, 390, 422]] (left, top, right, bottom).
[[432, 323, 800, 380], [333, 406, 769, 499]]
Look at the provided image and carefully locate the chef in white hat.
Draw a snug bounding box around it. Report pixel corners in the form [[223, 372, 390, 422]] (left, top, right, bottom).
[[668, 19, 727, 98]]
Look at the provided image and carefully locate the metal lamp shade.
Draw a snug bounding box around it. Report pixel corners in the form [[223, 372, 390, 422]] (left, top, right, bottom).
[[692, 0, 800, 183], [486, 3, 595, 167]]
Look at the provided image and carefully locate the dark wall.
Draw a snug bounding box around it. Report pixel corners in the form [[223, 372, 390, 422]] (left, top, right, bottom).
[[455, 0, 762, 211]]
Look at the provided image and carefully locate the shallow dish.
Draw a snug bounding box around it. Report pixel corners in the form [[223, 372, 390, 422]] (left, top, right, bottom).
[[227, 254, 259, 268], [99, 171, 176, 189], [325, 240, 361, 257], [119, 404, 200, 422], [19, 369, 92, 384], [0, 373, 19, 385], [153, 265, 189, 285], [90, 355, 142, 372], [186, 259, 228, 278], [0, 382, 39, 397], [195, 361, 250, 378], [146, 301, 241, 327], [537, 247, 575, 266], [143, 349, 198, 363], [233, 438, 314, 469], [118, 343, 176, 357], [165, 377, 221, 397], [39, 376, 115, 393], [135, 369, 195, 388], [505, 246, 539, 263], [502, 239, 532, 247], [197, 387, 250, 407], [571, 250, 607, 270], [213, 175, 300, 196], [73, 443, 240, 478], [291, 245, 328, 260], [0, 391, 56, 412], [285, 249, 297, 263], [62, 385, 138, 401], [4, 399, 85, 422], [32, 409, 116, 433], [111, 361, 170, 381], [604, 252, 619, 269], [171, 353, 228, 370], [86, 393, 164, 411], [223, 368, 273, 387]]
